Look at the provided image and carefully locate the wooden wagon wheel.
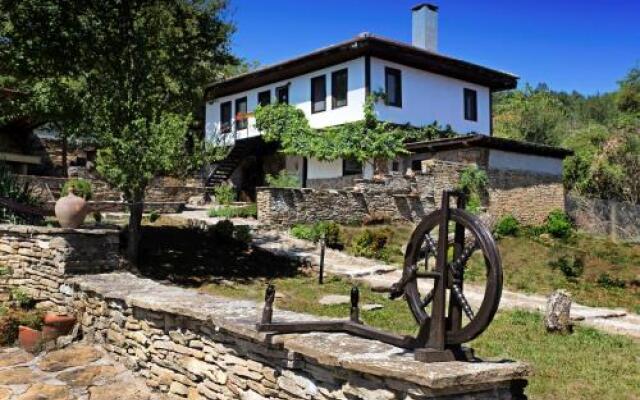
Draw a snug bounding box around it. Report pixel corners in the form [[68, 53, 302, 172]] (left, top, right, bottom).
[[402, 205, 503, 346]]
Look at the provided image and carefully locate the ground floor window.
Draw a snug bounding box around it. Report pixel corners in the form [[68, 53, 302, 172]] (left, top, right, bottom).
[[343, 158, 362, 176]]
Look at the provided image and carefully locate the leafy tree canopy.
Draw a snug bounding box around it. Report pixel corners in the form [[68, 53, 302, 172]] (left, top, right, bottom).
[[1, 0, 237, 261]]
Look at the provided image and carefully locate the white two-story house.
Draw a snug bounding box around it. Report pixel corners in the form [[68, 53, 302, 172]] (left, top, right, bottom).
[[204, 4, 569, 198]]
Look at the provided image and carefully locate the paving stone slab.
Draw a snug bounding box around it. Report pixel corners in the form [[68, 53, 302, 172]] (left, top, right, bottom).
[[0, 349, 33, 368], [38, 344, 102, 372]]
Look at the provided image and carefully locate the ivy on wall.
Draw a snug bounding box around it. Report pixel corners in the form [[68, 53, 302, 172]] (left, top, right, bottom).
[[254, 95, 456, 166]]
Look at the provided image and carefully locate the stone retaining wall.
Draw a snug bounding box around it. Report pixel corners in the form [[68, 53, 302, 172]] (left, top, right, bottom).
[[18, 175, 204, 204], [257, 161, 565, 226], [0, 225, 529, 399], [566, 194, 640, 242], [0, 224, 120, 312]]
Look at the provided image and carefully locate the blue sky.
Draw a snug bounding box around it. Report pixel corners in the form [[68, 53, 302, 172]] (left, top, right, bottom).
[[227, 0, 640, 95]]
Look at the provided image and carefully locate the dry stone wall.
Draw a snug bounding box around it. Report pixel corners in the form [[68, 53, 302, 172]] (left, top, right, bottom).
[[0, 225, 120, 313], [257, 161, 566, 227], [566, 194, 640, 242]]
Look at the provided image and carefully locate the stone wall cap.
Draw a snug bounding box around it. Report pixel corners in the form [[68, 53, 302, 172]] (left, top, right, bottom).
[[0, 224, 119, 235], [71, 272, 530, 390]]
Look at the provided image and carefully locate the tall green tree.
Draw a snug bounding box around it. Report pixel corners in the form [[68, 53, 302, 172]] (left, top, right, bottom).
[[617, 66, 640, 115], [1, 0, 236, 262]]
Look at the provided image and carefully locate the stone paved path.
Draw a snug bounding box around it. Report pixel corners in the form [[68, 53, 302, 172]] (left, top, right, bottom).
[[0, 344, 167, 400], [171, 211, 640, 340]]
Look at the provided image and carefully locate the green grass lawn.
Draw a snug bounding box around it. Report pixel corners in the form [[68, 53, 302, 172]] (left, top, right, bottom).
[[200, 274, 640, 400]]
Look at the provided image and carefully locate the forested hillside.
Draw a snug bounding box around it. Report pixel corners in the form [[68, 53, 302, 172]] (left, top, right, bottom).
[[493, 66, 640, 203]]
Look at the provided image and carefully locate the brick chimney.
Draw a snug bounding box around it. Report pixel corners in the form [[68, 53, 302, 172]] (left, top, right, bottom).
[[412, 3, 438, 52]]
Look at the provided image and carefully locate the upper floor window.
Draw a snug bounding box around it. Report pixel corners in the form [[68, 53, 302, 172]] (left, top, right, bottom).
[[235, 97, 248, 130], [464, 88, 478, 121], [276, 85, 289, 104], [311, 75, 326, 113], [258, 90, 271, 107], [385, 67, 402, 107], [332, 69, 348, 109], [220, 101, 232, 133]]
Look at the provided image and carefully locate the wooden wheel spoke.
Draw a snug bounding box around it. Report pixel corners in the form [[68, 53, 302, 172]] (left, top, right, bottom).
[[448, 241, 478, 275], [451, 284, 475, 320], [421, 289, 434, 308]]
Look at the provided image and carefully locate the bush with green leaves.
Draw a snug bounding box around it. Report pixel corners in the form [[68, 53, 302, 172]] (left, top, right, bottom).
[[92, 211, 103, 224], [494, 214, 520, 237], [544, 210, 573, 239], [213, 184, 235, 205], [549, 255, 584, 280], [211, 219, 235, 239], [10, 288, 34, 309], [61, 179, 92, 200], [350, 228, 393, 262], [265, 170, 300, 188], [148, 210, 161, 223], [596, 273, 626, 289], [233, 225, 252, 244], [458, 165, 488, 214], [0, 162, 40, 224], [208, 203, 257, 219], [290, 221, 343, 249]]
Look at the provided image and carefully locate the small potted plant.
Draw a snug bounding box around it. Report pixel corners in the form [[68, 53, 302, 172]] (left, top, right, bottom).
[[42, 313, 76, 340], [17, 311, 44, 353], [55, 179, 93, 228]]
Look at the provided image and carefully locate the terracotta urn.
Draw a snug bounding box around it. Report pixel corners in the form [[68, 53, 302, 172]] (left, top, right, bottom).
[[42, 313, 76, 340], [55, 191, 88, 228], [18, 325, 42, 353]]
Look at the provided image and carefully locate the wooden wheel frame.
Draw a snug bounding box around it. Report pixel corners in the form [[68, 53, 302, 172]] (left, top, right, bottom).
[[403, 194, 503, 347]]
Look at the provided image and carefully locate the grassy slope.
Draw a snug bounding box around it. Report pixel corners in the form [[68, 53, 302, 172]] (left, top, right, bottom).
[[336, 223, 639, 313], [200, 275, 640, 400]]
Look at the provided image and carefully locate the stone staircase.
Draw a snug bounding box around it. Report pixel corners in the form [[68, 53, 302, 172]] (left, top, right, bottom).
[[204, 138, 255, 188]]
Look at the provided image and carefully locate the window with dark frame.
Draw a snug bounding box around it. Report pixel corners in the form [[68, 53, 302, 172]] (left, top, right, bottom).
[[464, 88, 478, 121], [331, 68, 348, 109], [276, 85, 289, 104], [258, 90, 271, 107], [385, 67, 402, 107], [343, 158, 362, 176], [220, 101, 232, 133], [235, 97, 248, 130], [311, 75, 326, 113]]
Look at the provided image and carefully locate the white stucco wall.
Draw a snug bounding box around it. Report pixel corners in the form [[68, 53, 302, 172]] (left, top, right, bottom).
[[488, 149, 563, 176], [307, 158, 343, 179], [205, 58, 367, 142], [370, 57, 491, 135]]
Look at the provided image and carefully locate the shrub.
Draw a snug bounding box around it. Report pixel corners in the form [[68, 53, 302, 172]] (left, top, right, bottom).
[[61, 179, 93, 200], [234, 225, 252, 244], [0, 315, 18, 345], [0, 162, 41, 224], [213, 184, 235, 205], [10, 288, 34, 309], [544, 209, 573, 239], [15, 310, 43, 330], [211, 219, 235, 239], [208, 204, 257, 219], [596, 273, 626, 289], [458, 165, 488, 214], [549, 255, 584, 279], [494, 214, 520, 237], [149, 210, 161, 223], [290, 221, 343, 249], [265, 170, 300, 188], [92, 211, 103, 224], [350, 228, 393, 261]]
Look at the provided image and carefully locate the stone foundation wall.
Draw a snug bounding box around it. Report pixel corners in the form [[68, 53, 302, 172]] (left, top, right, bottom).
[[0, 225, 120, 313]]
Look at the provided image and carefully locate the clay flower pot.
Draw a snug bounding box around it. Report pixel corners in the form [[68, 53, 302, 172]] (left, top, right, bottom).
[[18, 325, 42, 353], [42, 314, 76, 340], [55, 191, 88, 228]]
